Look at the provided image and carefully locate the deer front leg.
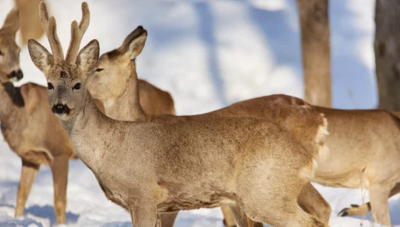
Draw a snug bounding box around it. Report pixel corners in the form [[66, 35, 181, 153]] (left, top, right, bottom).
[[222, 206, 238, 227], [159, 212, 178, 227], [228, 204, 263, 227], [130, 202, 158, 227], [339, 182, 400, 218], [15, 159, 40, 217], [368, 183, 391, 226], [50, 155, 69, 224], [298, 182, 331, 223]]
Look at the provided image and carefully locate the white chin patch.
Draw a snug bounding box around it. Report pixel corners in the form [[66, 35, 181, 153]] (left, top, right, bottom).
[[9, 77, 18, 83]]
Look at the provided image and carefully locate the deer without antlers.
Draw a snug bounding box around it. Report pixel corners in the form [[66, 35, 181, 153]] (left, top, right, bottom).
[[86, 26, 333, 227], [28, 3, 330, 227], [0, 7, 75, 224]]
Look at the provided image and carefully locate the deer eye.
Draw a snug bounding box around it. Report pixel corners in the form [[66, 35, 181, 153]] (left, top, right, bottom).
[[73, 83, 81, 90], [95, 68, 103, 72], [47, 83, 54, 90]]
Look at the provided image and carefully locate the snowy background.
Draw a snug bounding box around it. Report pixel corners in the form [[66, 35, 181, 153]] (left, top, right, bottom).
[[0, 0, 399, 226]]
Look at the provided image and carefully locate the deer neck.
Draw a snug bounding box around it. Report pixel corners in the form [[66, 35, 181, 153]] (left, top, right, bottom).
[[0, 82, 23, 130], [103, 67, 146, 121]]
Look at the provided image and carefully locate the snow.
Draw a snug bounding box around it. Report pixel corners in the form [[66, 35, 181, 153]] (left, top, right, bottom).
[[0, 0, 398, 226]]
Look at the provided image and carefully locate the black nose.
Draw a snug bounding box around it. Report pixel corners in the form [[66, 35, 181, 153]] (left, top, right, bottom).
[[16, 70, 23, 80], [53, 104, 67, 114]]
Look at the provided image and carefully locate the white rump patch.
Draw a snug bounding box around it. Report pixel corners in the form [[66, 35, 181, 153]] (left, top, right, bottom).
[[315, 114, 329, 161]]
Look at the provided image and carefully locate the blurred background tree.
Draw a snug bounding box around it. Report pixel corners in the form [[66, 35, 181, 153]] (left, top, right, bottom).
[[375, 0, 400, 111], [297, 0, 331, 108], [14, 0, 43, 44]]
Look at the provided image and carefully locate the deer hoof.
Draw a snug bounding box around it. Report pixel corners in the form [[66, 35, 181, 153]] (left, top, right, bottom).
[[338, 208, 349, 217]]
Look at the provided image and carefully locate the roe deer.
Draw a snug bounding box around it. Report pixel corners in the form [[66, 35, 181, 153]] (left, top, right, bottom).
[[0, 7, 75, 224], [1, 3, 175, 225], [86, 26, 332, 227], [310, 107, 400, 226], [28, 2, 329, 227]]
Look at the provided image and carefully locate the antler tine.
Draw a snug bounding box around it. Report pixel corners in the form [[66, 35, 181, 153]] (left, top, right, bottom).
[[39, 2, 64, 62], [65, 2, 90, 64]]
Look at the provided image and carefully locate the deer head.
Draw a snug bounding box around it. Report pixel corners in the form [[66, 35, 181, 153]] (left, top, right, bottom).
[[28, 2, 99, 121], [86, 26, 147, 102], [0, 7, 23, 83]]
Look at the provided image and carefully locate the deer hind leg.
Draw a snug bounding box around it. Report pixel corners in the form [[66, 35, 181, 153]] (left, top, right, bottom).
[[158, 212, 179, 227], [15, 159, 40, 217], [50, 155, 69, 224], [366, 183, 391, 226], [339, 182, 400, 218], [298, 182, 331, 223]]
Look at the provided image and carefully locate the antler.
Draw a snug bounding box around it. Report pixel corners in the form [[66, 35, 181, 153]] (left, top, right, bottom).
[[39, 2, 64, 62], [65, 2, 90, 64]]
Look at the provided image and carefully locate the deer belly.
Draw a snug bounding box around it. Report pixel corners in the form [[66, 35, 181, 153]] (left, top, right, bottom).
[[157, 194, 232, 212]]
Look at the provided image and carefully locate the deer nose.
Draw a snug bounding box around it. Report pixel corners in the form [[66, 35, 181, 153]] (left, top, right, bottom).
[[52, 104, 67, 114], [16, 70, 23, 80], [7, 70, 23, 81]]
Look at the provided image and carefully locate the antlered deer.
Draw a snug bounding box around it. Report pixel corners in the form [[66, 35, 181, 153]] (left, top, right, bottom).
[[28, 2, 330, 227], [0, 4, 175, 225]]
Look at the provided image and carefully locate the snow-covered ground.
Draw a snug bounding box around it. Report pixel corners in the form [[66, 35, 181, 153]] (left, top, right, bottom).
[[0, 0, 399, 226]]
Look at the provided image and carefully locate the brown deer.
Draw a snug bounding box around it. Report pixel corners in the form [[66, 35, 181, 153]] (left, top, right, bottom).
[[0, 6, 75, 224], [1, 3, 176, 225], [28, 2, 330, 227], [86, 26, 333, 227]]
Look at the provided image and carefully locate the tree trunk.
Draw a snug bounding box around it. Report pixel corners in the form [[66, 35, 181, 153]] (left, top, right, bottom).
[[296, 0, 331, 107], [375, 0, 400, 111], [14, 0, 44, 45]]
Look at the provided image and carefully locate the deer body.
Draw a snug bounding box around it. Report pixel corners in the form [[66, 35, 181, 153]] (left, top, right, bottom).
[[314, 108, 400, 188], [87, 27, 331, 226], [0, 81, 76, 224], [28, 3, 330, 226]]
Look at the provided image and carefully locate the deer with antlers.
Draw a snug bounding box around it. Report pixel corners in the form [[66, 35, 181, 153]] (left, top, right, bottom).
[[0, 3, 176, 225], [28, 2, 331, 227], [0, 7, 75, 224]]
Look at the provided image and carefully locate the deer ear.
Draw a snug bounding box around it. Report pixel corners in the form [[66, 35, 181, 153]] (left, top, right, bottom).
[[77, 39, 99, 75], [2, 7, 20, 36], [28, 39, 54, 76], [21, 84, 40, 115], [119, 26, 147, 59]]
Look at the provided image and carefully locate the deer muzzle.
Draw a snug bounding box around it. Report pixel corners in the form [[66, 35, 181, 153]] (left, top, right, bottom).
[[52, 104, 70, 115], [7, 69, 23, 81]]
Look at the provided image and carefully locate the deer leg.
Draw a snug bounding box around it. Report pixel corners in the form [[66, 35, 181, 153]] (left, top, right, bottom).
[[298, 182, 331, 223], [158, 212, 179, 227], [339, 182, 400, 217], [130, 203, 158, 227], [222, 206, 238, 227], [228, 204, 264, 227], [15, 159, 40, 217], [368, 183, 391, 226], [50, 155, 69, 224]]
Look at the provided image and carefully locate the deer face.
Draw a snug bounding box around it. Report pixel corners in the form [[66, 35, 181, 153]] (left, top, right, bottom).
[[87, 26, 147, 102], [28, 2, 99, 121], [0, 7, 23, 83]]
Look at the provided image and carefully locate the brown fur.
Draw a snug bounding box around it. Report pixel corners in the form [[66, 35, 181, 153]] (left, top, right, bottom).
[[87, 27, 332, 227], [312, 107, 400, 226], [28, 3, 329, 227], [0, 7, 75, 224], [0, 82, 76, 224]]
